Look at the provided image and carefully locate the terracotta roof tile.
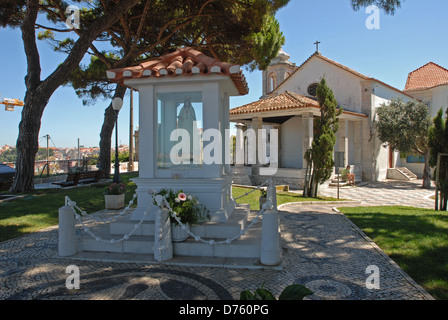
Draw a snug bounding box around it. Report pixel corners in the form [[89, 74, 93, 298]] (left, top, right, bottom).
[[107, 47, 248, 95], [404, 62, 448, 91], [230, 91, 367, 118]]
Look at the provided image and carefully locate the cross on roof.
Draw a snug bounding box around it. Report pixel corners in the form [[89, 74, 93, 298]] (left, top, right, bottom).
[[314, 41, 321, 53]]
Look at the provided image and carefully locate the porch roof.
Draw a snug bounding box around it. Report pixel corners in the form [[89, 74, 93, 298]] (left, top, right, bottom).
[[229, 91, 368, 122]]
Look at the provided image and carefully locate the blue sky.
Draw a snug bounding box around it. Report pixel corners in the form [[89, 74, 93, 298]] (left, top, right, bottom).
[[1, 0, 447, 148]]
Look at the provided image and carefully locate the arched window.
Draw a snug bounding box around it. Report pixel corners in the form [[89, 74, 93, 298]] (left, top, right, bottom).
[[269, 74, 276, 92]]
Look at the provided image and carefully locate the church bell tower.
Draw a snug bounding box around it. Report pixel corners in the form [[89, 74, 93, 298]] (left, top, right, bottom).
[[262, 48, 296, 97]]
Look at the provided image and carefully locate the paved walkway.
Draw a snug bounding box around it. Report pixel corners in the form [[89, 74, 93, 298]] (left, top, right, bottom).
[[0, 180, 435, 300], [319, 179, 435, 209]]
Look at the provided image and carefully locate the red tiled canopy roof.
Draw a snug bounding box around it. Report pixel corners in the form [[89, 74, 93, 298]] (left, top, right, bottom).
[[230, 91, 367, 118], [230, 91, 319, 115], [404, 62, 448, 91], [106, 47, 248, 95]]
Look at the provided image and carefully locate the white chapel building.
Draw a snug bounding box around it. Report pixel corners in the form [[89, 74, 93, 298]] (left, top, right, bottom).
[[230, 48, 448, 188]]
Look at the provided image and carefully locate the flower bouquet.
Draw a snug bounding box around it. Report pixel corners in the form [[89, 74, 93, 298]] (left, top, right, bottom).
[[154, 188, 210, 242], [155, 188, 209, 225]]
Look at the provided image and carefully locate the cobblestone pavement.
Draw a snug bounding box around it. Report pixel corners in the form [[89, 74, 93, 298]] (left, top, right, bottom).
[[319, 179, 435, 209], [0, 180, 435, 300]]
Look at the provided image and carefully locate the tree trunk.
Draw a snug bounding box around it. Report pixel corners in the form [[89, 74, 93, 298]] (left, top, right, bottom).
[[10, 93, 47, 192], [9, 0, 141, 193], [98, 85, 127, 179], [444, 166, 448, 211], [422, 150, 431, 189], [308, 168, 318, 198]]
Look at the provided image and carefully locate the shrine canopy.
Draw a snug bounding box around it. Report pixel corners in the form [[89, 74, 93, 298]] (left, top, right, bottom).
[[105, 47, 249, 222], [106, 47, 249, 96]]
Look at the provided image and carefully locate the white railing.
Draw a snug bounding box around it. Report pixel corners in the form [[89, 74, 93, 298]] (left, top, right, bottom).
[[153, 188, 273, 246], [59, 179, 281, 265], [65, 193, 150, 244]]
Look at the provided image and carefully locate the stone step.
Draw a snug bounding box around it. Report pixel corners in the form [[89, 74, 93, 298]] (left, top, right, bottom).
[[173, 225, 262, 259], [79, 204, 262, 259], [329, 182, 351, 187], [80, 233, 155, 254], [398, 167, 417, 180], [109, 204, 250, 239], [109, 218, 156, 237], [80, 223, 262, 258]]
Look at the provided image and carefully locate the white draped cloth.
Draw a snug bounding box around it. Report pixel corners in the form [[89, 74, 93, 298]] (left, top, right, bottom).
[[178, 99, 198, 162]]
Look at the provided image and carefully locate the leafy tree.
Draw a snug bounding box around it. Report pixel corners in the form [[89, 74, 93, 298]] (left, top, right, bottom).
[[0, 147, 54, 163], [58, 0, 288, 178], [376, 99, 432, 189], [428, 108, 448, 211], [303, 78, 342, 198], [0, 0, 403, 192], [1, 0, 141, 192]]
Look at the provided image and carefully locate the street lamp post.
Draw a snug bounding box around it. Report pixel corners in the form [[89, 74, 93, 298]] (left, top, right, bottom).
[[112, 97, 123, 183]]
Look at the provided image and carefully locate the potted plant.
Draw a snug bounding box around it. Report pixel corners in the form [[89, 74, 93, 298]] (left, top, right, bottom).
[[155, 188, 210, 242], [104, 182, 126, 210]]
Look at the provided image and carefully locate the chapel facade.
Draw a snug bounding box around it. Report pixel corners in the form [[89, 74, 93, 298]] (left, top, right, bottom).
[[230, 48, 448, 189]]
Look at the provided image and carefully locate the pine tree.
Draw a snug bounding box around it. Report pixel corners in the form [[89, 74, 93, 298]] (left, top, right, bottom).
[[303, 78, 342, 197]]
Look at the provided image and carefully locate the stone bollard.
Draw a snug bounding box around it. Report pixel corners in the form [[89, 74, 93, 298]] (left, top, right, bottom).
[[58, 204, 77, 257], [260, 179, 282, 266], [153, 202, 173, 262]]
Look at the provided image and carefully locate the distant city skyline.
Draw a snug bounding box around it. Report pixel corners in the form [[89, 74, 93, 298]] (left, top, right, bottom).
[[1, 1, 448, 147]]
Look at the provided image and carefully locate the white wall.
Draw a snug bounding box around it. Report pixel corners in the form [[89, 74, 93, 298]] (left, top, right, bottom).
[[276, 56, 364, 113], [431, 85, 448, 118], [372, 82, 414, 110], [280, 116, 302, 169]]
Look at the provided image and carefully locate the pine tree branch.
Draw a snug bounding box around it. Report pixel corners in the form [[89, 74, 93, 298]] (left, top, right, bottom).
[[40, 0, 140, 97], [35, 23, 73, 32], [21, 0, 41, 90]]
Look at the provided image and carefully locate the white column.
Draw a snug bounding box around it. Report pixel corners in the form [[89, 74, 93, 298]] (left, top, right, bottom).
[[261, 179, 281, 266], [131, 85, 156, 221], [252, 117, 263, 183], [274, 124, 281, 167], [339, 119, 349, 167], [153, 207, 173, 262], [235, 123, 245, 165], [58, 204, 77, 257], [138, 85, 155, 178], [202, 82, 222, 178], [353, 121, 363, 177]]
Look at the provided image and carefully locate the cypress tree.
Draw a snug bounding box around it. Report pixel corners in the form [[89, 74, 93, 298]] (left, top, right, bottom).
[[303, 78, 342, 197], [429, 108, 448, 210]]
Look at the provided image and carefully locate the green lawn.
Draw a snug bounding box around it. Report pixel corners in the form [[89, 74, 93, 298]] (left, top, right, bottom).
[[0, 173, 138, 242], [0, 180, 342, 243], [339, 206, 448, 300], [233, 186, 341, 210]]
